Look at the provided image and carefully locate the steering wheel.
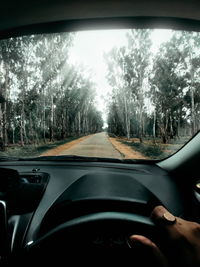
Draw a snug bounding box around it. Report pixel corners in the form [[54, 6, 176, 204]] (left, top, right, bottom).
[[24, 210, 162, 252]]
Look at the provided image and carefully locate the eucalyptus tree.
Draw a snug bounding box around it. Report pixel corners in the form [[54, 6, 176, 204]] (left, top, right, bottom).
[[150, 53, 186, 143], [150, 31, 200, 142], [105, 30, 152, 141], [35, 33, 74, 141], [0, 38, 20, 149], [177, 32, 200, 135], [0, 32, 103, 150], [105, 47, 132, 139], [124, 29, 152, 142]]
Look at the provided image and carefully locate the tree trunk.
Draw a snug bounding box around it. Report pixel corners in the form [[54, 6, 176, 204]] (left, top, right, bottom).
[[2, 101, 7, 149], [191, 86, 195, 135], [78, 111, 81, 136], [12, 126, 15, 145], [170, 115, 174, 139], [153, 108, 156, 143], [189, 53, 196, 136], [177, 116, 180, 139], [49, 95, 54, 142], [43, 93, 46, 143], [139, 104, 143, 143], [20, 90, 29, 146], [1, 66, 9, 150], [124, 94, 130, 140], [20, 118, 24, 147], [61, 112, 66, 139]]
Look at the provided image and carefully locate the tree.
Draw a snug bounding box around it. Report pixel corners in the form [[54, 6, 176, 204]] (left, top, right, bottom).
[[105, 30, 152, 142], [150, 31, 200, 142], [0, 32, 103, 150], [106, 29, 200, 144]]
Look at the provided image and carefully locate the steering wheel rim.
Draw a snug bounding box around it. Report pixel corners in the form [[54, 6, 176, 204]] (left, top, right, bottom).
[[25, 211, 158, 250]]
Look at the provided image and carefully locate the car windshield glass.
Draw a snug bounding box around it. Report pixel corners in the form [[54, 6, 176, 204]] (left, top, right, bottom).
[[0, 29, 199, 160]]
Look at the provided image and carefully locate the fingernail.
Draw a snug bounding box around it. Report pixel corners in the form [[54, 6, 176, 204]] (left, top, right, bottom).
[[162, 212, 176, 224], [128, 236, 146, 248]]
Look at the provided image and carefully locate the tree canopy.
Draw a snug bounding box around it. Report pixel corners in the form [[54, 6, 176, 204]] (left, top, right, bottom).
[[105, 30, 200, 143], [0, 33, 103, 149]]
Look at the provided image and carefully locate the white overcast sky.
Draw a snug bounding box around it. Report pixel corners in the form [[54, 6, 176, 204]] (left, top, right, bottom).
[[69, 29, 172, 124]]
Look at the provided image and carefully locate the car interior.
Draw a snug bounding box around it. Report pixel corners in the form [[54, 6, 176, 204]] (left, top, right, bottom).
[[0, 0, 199, 261]]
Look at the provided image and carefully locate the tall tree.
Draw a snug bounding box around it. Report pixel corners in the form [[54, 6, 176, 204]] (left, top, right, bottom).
[[105, 30, 152, 141]]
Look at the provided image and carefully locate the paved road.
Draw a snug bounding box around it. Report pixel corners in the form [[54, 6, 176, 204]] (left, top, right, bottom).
[[58, 132, 123, 159]]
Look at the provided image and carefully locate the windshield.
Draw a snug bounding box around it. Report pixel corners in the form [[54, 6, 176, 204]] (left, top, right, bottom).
[[0, 29, 199, 160]]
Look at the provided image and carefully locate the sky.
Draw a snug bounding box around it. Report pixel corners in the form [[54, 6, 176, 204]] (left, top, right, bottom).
[[69, 29, 172, 126]]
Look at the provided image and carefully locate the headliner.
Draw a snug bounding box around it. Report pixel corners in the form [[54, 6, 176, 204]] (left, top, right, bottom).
[[1, 0, 200, 38]]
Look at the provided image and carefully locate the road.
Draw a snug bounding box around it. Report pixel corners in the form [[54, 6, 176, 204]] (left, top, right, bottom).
[[58, 132, 123, 159]]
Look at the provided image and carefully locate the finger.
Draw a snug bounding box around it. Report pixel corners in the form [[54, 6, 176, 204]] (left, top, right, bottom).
[[129, 234, 159, 247], [129, 235, 169, 267], [151, 205, 185, 252], [150, 206, 200, 267], [151, 206, 176, 225]]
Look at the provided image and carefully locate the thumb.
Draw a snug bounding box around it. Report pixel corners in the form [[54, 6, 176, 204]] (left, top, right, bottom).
[[128, 235, 169, 267]]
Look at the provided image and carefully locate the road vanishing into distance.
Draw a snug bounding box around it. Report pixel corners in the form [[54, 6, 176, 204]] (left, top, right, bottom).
[[58, 132, 123, 159]]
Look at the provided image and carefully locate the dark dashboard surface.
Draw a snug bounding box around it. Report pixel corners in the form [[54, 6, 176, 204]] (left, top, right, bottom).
[[0, 160, 196, 252]]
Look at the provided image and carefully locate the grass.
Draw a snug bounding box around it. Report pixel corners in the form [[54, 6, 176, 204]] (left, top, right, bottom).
[[0, 136, 81, 158], [121, 140, 164, 159], [119, 137, 185, 159]]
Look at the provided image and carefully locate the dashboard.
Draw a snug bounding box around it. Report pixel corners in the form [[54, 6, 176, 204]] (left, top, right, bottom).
[[0, 160, 199, 254]]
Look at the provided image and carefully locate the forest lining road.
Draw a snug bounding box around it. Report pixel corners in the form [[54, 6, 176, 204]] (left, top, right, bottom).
[[1, 32, 198, 160], [41, 132, 147, 159]]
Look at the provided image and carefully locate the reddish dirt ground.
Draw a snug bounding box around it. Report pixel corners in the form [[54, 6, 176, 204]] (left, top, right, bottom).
[[109, 137, 149, 159], [40, 135, 92, 156], [40, 133, 148, 160]]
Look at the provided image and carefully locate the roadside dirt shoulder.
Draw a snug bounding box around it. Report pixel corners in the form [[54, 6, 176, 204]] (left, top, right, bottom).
[[40, 135, 92, 156], [109, 137, 148, 159]]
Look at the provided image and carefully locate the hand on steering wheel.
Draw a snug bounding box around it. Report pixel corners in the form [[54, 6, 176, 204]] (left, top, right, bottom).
[[128, 206, 200, 267]]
